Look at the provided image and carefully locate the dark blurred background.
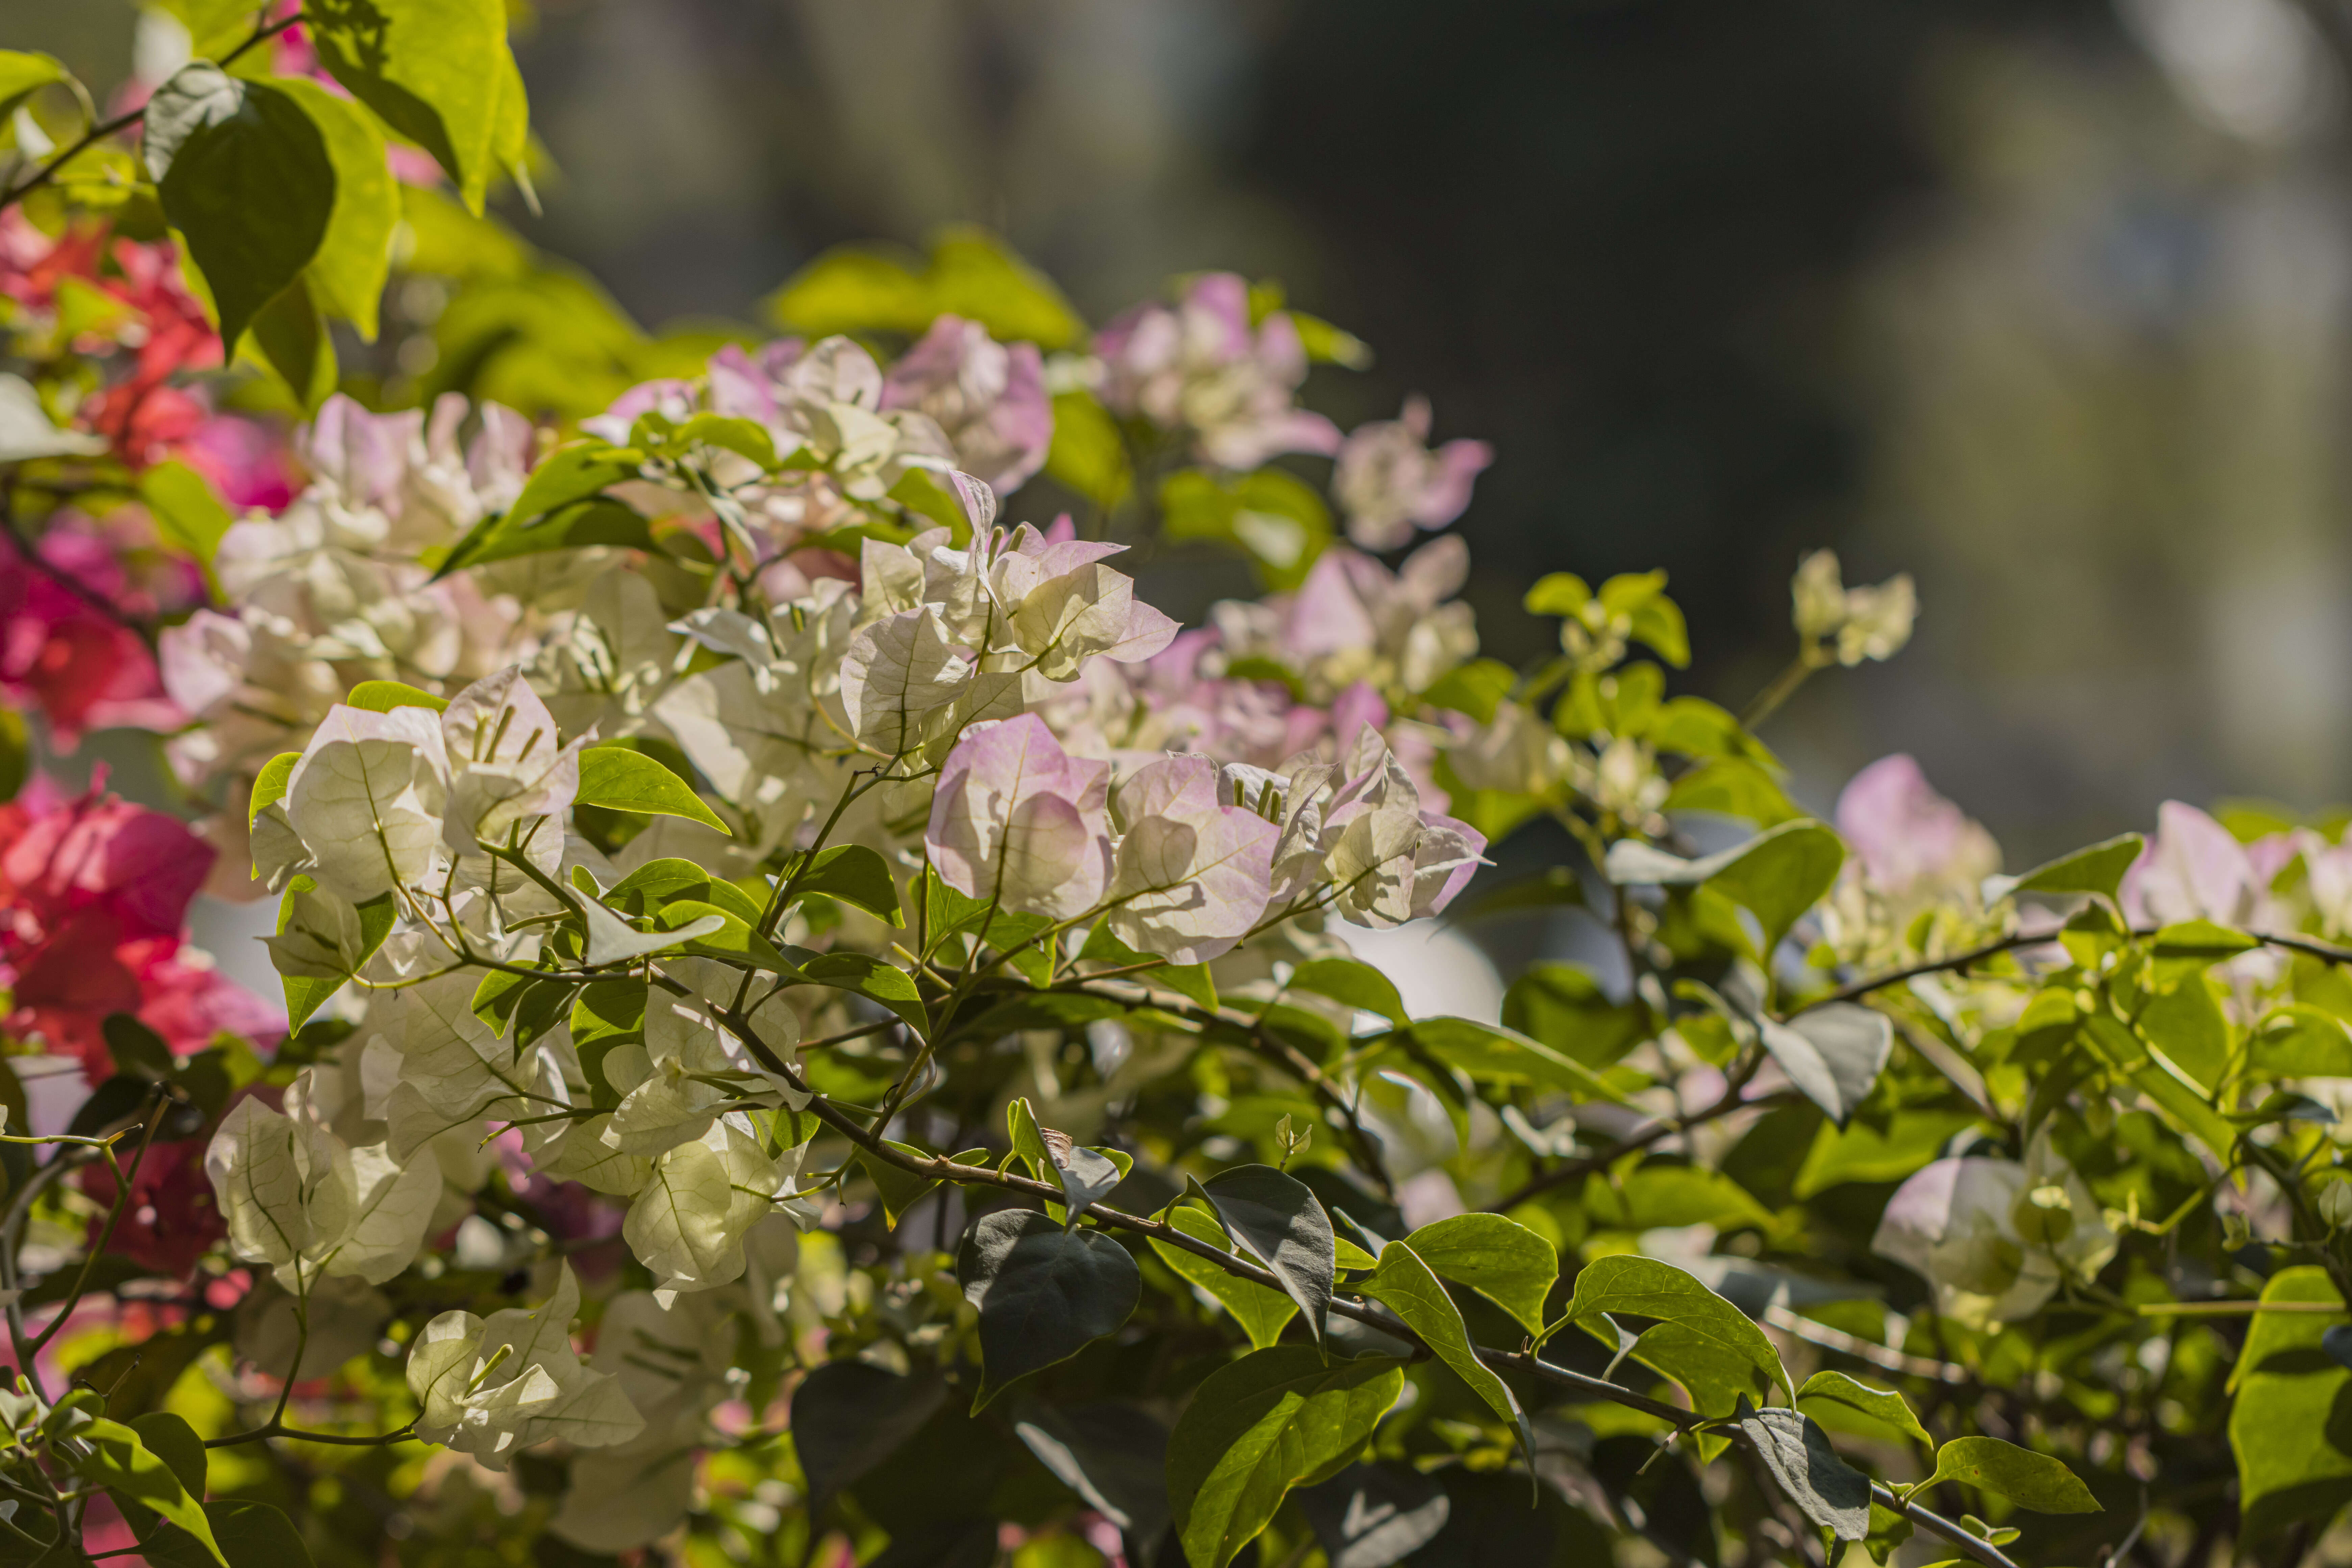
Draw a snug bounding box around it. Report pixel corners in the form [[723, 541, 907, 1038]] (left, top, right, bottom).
[[16, 0, 2352, 866]]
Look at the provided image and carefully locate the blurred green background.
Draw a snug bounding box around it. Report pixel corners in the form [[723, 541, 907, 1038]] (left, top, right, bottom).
[[15, 0, 2352, 864]]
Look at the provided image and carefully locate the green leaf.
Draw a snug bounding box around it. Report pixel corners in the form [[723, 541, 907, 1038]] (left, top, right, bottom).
[[145, 1499, 315, 1568], [344, 679, 448, 714], [1560, 1254, 1788, 1419], [674, 412, 779, 470], [243, 271, 335, 412], [1006, 1095, 1057, 1178], [1011, 1402, 1172, 1547], [274, 77, 395, 339], [1420, 658, 1517, 724], [1286, 959, 1405, 1028], [1397, 1212, 1557, 1335], [1149, 1205, 1298, 1351], [273, 877, 397, 1030], [449, 496, 657, 571], [247, 751, 300, 826], [1920, 1435, 2101, 1515], [1662, 757, 1803, 829], [2077, 1013, 2239, 1163], [1359, 1238, 1532, 1457], [764, 225, 1084, 348], [1757, 1004, 1891, 1128], [788, 843, 903, 926], [1386, 1016, 1633, 1104], [75, 1417, 227, 1567], [1524, 573, 1589, 617], [956, 1209, 1140, 1409], [792, 950, 929, 1038], [1166, 1346, 1405, 1568], [1159, 467, 1332, 591], [2251, 1006, 2352, 1078], [102, 1014, 175, 1079], [1737, 1404, 1870, 1543], [1502, 962, 1649, 1068], [1983, 832, 2145, 906], [0, 706, 25, 804], [1605, 819, 1844, 955], [129, 1412, 207, 1496], [1045, 388, 1130, 508], [2230, 1265, 2352, 1540], [1795, 1371, 1933, 1453], [0, 52, 69, 121], [1079, 921, 1216, 1010], [606, 862, 764, 927], [144, 64, 334, 349], [140, 460, 237, 567], [1202, 1164, 1337, 1344], [1587, 1164, 1773, 1232], [788, 1362, 947, 1513], [309, 0, 514, 214], [576, 745, 730, 834], [856, 1142, 986, 1227], [510, 440, 643, 529]]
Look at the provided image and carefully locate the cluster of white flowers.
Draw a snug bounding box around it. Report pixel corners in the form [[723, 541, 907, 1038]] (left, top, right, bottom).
[[185, 374, 1494, 1538]]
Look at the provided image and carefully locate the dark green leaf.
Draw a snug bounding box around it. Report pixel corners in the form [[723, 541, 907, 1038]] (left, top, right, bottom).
[[1561, 1254, 1788, 1420], [243, 273, 333, 408], [1203, 1163, 1336, 1344], [128, 1413, 206, 1496], [1359, 1239, 1532, 1456], [1011, 1402, 1170, 1546], [74, 1417, 225, 1567], [1295, 1463, 1451, 1568], [1148, 1204, 1298, 1351], [1167, 1345, 1405, 1568], [1737, 1405, 1869, 1543], [956, 1209, 1140, 1409], [144, 64, 332, 349], [145, 1501, 313, 1568], [575, 746, 730, 834], [101, 1014, 175, 1079], [789, 843, 903, 926], [788, 1363, 946, 1514]]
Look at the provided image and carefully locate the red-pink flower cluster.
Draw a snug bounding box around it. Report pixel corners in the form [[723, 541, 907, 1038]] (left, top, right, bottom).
[[0, 775, 280, 1080]]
